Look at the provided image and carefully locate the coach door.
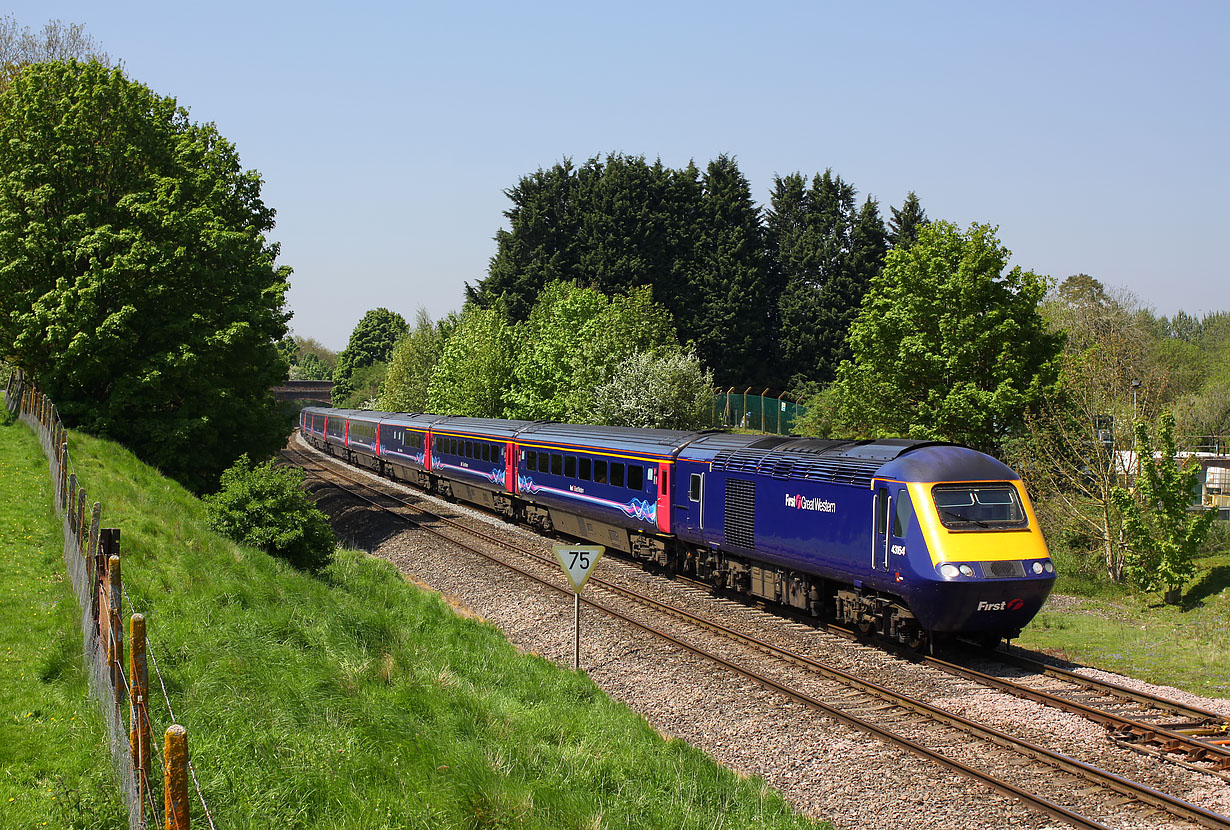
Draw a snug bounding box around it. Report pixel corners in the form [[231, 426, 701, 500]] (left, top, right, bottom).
[[873, 484, 890, 571]]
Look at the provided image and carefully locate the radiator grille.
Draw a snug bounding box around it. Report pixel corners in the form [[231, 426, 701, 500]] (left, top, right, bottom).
[[725, 479, 756, 550], [981, 560, 1026, 579]]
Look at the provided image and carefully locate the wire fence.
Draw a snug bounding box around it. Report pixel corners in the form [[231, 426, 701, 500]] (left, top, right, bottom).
[[709, 388, 808, 435], [5, 369, 214, 830]]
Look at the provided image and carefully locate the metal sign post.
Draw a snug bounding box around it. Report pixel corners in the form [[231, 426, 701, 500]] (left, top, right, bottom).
[[552, 544, 604, 670]]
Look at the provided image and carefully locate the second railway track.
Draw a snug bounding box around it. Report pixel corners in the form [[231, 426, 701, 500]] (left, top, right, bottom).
[[285, 438, 1230, 830]]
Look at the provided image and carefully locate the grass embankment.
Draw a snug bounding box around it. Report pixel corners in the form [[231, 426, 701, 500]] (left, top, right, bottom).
[[1015, 539, 1230, 698], [1, 418, 826, 829], [0, 418, 127, 827]]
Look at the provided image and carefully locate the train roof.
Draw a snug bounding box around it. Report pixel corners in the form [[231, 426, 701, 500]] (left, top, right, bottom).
[[431, 416, 541, 440], [515, 422, 709, 460], [681, 435, 1012, 488]]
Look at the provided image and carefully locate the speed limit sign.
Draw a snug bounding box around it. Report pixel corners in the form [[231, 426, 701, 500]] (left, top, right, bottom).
[[552, 544, 605, 670]]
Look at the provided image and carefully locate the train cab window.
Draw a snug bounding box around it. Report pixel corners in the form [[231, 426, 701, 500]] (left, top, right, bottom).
[[565, 456, 577, 478], [526, 451, 537, 471], [689, 473, 702, 502], [594, 460, 607, 484], [932, 484, 1027, 530], [579, 458, 592, 480], [610, 462, 625, 488], [551, 454, 563, 476], [892, 490, 915, 537], [627, 465, 643, 490]]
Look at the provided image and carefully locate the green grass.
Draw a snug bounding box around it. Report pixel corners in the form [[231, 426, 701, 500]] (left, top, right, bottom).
[[2, 418, 826, 829], [1015, 535, 1230, 697], [0, 419, 127, 828]]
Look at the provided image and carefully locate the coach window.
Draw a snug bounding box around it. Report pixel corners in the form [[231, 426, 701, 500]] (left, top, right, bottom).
[[526, 451, 537, 471], [892, 490, 914, 537], [579, 458, 592, 480], [551, 454, 563, 476], [565, 456, 577, 478], [611, 462, 625, 488], [594, 460, 607, 484], [484, 444, 492, 462], [627, 464, 643, 490]]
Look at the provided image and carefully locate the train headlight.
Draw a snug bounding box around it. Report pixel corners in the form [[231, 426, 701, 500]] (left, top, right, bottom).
[[940, 563, 960, 579], [958, 564, 976, 578], [1031, 562, 1045, 575], [1043, 561, 1054, 574]]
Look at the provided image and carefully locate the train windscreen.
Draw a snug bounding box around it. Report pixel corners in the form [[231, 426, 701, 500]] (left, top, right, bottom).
[[932, 484, 1027, 530]]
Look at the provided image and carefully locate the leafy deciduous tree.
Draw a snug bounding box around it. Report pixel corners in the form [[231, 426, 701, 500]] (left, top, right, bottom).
[[427, 305, 516, 418], [591, 350, 713, 430], [0, 16, 109, 85], [1112, 412, 1216, 603], [332, 308, 408, 406], [833, 221, 1062, 455], [0, 60, 291, 491], [378, 308, 455, 413]]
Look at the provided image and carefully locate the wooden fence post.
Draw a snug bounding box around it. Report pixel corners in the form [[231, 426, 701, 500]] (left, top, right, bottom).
[[58, 443, 69, 512], [94, 529, 119, 638], [130, 614, 151, 819], [164, 724, 190, 829], [108, 554, 124, 712]]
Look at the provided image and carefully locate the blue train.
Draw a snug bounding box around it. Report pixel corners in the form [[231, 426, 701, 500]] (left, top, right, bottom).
[[301, 407, 1055, 649]]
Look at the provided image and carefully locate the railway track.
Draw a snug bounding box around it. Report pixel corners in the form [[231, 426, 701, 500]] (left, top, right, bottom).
[[284, 441, 1230, 830]]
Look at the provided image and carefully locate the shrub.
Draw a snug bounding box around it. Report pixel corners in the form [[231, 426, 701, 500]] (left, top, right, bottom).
[[205, 455, 336, 570]]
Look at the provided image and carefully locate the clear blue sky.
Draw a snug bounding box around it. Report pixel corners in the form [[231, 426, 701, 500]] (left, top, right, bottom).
[[10, 1, 1229, 351]]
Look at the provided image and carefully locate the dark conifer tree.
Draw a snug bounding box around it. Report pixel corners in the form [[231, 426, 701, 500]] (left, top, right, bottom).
[[466, 159, 582, 321], [769, 170, 885, 387], [887, 190, 927, 249], [694, 155, 777, 386]]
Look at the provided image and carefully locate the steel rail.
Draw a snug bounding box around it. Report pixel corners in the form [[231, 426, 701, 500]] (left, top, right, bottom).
[[917, 651, 1230, 776], [286, 443, 1230, 830]]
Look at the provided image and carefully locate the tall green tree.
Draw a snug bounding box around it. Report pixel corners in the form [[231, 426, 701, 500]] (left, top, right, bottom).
[[768, 170, 886, 387], [1112, 412, 1216, 603], [693, 155, 777, 386], [504, 281, 679, 422], [470, 159, 584, 321], [1015, 276, 1164, 580], [0, 61, 290, 491], [378, 308, 455, 413], [332, 308, 408, 406], [887, 190, 927, 249], [427, 304, 516, 418], [833, 221, 1063, 455], [0, 16, 109, 85]]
